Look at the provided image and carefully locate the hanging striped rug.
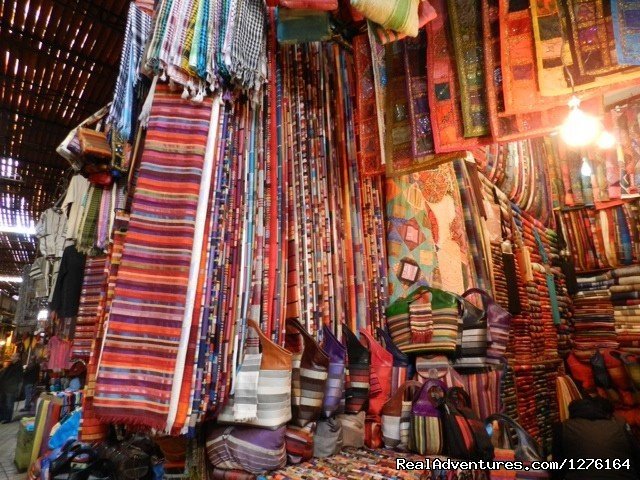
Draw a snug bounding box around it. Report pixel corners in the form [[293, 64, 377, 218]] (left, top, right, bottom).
[[93, 83, 214, 430]]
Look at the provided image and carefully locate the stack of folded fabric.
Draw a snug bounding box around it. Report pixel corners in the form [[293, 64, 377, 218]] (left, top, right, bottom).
[[501, 365, 519, 421], [554, 270, 574, 358], [71, 256, 107, 361], [572, 274, 618, 361], [611, 266, 640, 354]]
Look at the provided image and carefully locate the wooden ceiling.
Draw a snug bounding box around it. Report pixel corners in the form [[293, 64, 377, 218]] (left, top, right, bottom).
[[0, 0, 128, 294]]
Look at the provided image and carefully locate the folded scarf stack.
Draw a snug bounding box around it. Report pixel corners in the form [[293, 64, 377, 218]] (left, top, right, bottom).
[[572, 274, 619, 361], [611, 266, 640, 354]]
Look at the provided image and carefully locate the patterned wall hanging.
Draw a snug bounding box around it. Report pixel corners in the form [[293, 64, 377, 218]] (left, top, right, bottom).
[[612, 0, 640, 65], [427, 0, 487, 153], [447, 0, 490, 137]]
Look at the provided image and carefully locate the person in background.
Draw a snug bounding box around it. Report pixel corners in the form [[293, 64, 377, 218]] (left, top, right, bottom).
[[0, 353, 24, 423], [20, 358, 39, 412], [552, 396, 640, 479]]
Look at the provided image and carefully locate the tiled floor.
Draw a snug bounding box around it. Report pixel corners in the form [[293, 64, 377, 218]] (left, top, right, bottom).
[[0, 403, 28, 480]]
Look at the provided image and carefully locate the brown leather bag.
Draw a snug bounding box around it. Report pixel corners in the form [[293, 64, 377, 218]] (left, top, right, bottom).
[[218, 320, 293, 429], [285, 319, 329, 427]]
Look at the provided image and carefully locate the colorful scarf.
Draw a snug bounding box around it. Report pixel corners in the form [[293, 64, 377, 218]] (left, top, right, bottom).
[[108, 2, 152, 140]]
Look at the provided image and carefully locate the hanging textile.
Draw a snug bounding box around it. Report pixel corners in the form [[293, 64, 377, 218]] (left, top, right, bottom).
[[386, 162, 471, 303], [94, 84, 216, 430], [530, 0, 640, 96], [565, 0, 625, 77], [383, 34, 439, 175], [353, 34, 384, 177], [447, 0, 490, 138], [426, 0, 485, 153], [80, 217, 128, 443], [612, 0, 640, 65], [108, 2, 153, 140], [71, 256, 108, 362]]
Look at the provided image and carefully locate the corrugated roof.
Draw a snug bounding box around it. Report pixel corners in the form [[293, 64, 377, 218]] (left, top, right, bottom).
[[0, 0, 128, 294]]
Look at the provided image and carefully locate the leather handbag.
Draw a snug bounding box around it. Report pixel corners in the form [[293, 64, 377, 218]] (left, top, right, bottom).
[[320, 325, 346, 418], [285, 423, 315, 464], [285, 318, 329, 426], [313, 417, 343, 457], [336, 411, 365, 448], [96, 443, 150, 480], [486, 413, 547, 479], [359, 328, 392, 416], [279, 0, 337, 9], [78, 128, 111, 160], [463, 288, 512, 365], [381, 380, 422, 450], [57, 105, 110, 170], [410, 378, 446, 455], [441, 387, 494, 461], [342, 324, 370, 414], [206, 425, 287, 475], [454, 290, 489, 368], [377, 328, 413, 395], [218, 320, 293, 429]]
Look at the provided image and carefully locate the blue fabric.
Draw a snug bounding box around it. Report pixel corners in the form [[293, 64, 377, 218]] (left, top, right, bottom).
[[49, 408, 82, 449]]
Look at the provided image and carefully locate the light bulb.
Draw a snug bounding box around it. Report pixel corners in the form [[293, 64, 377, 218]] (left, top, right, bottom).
[[597, 130, 616, 149], [581, 157, 592, 177], [560, 97, 601, 147]]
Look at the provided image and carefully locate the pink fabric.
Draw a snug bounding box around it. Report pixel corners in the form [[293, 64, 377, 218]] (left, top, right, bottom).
[[48, 335, 72, 371]]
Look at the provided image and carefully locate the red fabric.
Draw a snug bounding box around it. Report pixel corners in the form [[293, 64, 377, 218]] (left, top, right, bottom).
[[360, 328, 393, 416]]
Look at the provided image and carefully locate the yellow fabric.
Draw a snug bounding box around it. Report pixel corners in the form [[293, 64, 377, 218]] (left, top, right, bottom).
[[351, 0, 420, 37]]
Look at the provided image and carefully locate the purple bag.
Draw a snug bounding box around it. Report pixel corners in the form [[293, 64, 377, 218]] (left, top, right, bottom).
[[463, 288, 511, 364], [206, 425, 286, 474], [321, 325, 346, 418], [410, 378, 446, 455]]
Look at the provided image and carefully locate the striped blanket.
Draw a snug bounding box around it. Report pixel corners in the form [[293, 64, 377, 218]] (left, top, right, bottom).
[[94, 84, 214, 430]]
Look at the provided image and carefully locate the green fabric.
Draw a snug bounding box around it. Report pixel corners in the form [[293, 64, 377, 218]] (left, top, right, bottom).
[[276, 8, 331, 44]]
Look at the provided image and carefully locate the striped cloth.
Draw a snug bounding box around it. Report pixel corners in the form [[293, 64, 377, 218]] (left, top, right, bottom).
[[94, 84, 214, 430], [71, 256, 108, 361]]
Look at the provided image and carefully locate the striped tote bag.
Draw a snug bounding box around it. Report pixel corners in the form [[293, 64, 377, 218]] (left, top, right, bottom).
[[285, 319, 329, 427], [342, 324, 371, 414], [206, 425, 287, 475], [320, 325, 346, 418], [381, 380, 422, 450], [410, 378, 446, 455], [218, 320, 293, 429]]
